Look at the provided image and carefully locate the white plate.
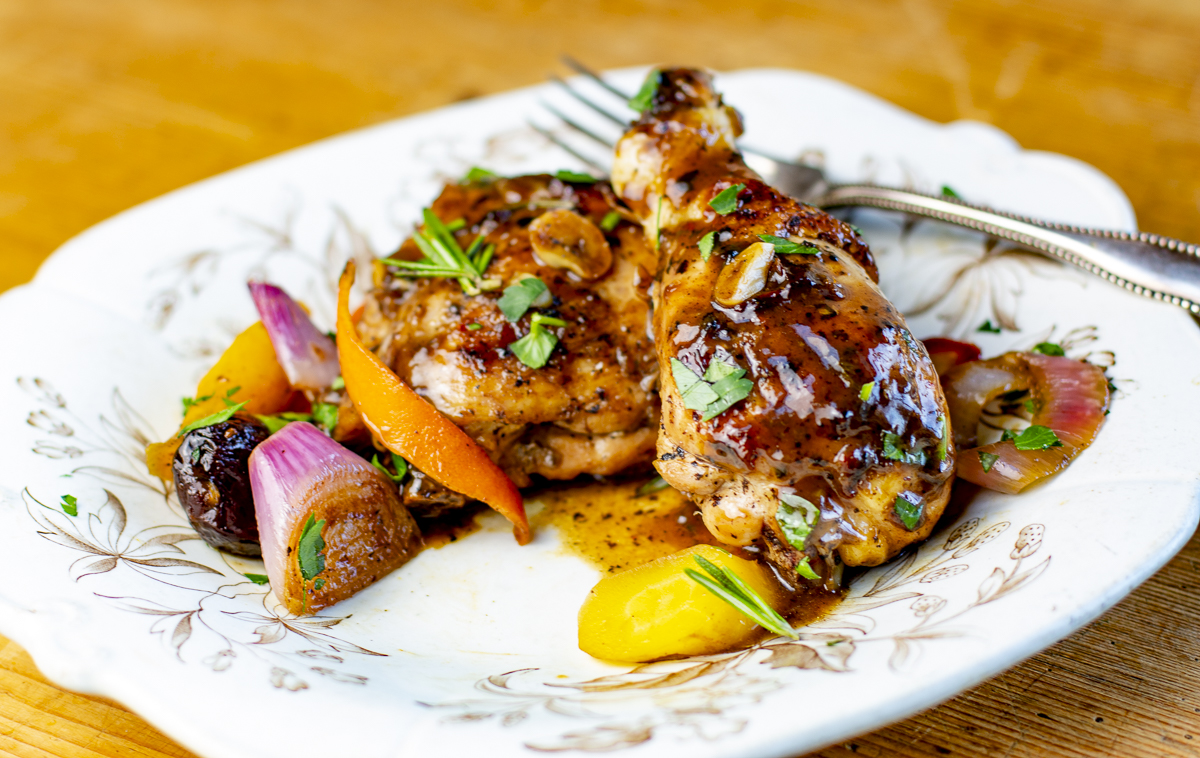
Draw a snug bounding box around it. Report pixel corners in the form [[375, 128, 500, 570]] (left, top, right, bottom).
[[1, 67, 1197, 758]]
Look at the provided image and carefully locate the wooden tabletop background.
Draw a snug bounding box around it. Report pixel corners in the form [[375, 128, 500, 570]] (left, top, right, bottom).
[[2, 0, 1199, 755]]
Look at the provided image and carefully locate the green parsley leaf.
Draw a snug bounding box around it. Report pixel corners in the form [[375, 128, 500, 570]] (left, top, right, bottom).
[[685, 553, 798, 639], [635, 476, 670, 497], [464, 166, 497, 183], [372, 452, 409, 484], [893, 494, 922, 530], [859, 381, 875, 402], [628, 68, 660, 113], [1000, 429, 1018, 443], [554, 169, 598, 183], [671, 358, 719, 411], [225, 385, 241, 398], [313, 578, 326, 591], [256, 414, 290, 434], [937, 417, 949, 462], [1012, 425, 1063, 450], [882, 432, 928, 466], [1023, 398, 1038, 414], [978, 451, 1000, 473], [181, 394, 213, 415], [758, 234, 817, 255], [329, 376, 345, 391], [698, 231, 716, 262], [466, 322, 483, 331], [708, 184, 746, 215], [244, 573, 269, 585], [796, 557, 820, 581], [977, 320, 1002, 333], [701, 376, 753, 421], [600, 211, 622, 232], [1032, 342, 1065, 357], [777, 492, 819, 551], [508, 313, 567, 369], [497, 277, 549, 322], [702, 356, 744, 383], [311, 403, 339, 433], [60, 494, 78, 517], [177, 402, 247, 437], [941, 185, 961, 199], [297, 514, 326, 582]]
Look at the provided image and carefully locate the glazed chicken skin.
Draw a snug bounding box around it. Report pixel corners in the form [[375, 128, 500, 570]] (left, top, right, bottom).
[[358, 174, 660, 493], [612, 68, 956, 570]]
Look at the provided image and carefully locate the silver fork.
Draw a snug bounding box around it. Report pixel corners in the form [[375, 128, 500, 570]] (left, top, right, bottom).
[[537, 58, 1200, 316]]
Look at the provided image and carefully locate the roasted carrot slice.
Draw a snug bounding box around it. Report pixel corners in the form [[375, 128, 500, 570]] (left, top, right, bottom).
[[335, 261, 530, 544]]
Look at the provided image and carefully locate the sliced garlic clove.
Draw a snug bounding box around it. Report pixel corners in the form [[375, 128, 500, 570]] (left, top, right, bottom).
[[713, 241, 775, 307], [529, 209, 614, 280]]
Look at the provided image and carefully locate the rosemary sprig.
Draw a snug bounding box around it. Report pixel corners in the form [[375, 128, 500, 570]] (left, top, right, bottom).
[[382, 209, 499, 295], [684, 554, 798, 639]]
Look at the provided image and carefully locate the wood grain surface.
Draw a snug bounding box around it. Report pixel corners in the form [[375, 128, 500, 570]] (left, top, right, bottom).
[[1, 0, 1198, 756]]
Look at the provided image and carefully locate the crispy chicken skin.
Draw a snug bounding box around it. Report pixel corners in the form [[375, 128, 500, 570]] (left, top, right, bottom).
[[359, 174, 660, 489], [612, 68, 955, 569]]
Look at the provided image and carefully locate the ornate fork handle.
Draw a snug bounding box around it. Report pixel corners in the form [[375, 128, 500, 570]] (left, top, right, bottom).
[[819, 184, 1200, 315]]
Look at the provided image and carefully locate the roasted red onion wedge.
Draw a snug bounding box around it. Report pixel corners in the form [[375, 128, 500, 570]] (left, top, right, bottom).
[[923, 337, 982, 377], [943, 352, 1110, 494], [249, 282, 340, 391], [248, 421, 420, 615]]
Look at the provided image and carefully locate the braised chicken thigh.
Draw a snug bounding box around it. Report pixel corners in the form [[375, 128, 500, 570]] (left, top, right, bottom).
[[359, 175, 660, 492], [612, 68, 956, 572]]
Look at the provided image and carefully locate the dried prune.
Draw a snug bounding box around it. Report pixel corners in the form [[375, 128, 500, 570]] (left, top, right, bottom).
[[174, 414, 270, 555]]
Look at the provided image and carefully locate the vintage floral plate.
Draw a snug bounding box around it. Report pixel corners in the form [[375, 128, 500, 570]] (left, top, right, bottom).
[[1, 68, 1197, 758]]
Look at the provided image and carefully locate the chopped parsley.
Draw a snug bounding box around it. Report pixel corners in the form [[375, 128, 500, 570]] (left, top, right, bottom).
[[777, 493, 819, 555], [859, 381, 875, 402], [758, 234, 817, 255], [979, 451, 1000, 472], [255, 411, 314, 435], [244, 573, 269, 585], [311, 403, 339, 433], [509, 313, 567, 369], [297, 514, 327, 582], [497, 277, 549, 322], [330, 376, 345, 391], [698, 231, 716, 261], [600, 211, 622, 232], [181, 393, 213, 415], [941, 185, 961, 199], [708, 184, 746, 215], [796, 557, 820, 581], [635, 476, 670, 497], [381, 208, 498, 295], [60, 494, 78, 517], [554, 169, 599, 183], [684, 552, 798, 639], [466, 322, 483, 331], [893, 494, 923, 530], [628, 69, 661, 113], [1011, 425, 1063, 450], [372, 452, 408, 483], [671, 356, 754, 422], [1032, 342, 1065, 357], [937, 417, 949, 462], [883, 432, 927, 466], [177, 402, 247, 437], [977, 320, 1002, 334], [464, 166, 498, 183]]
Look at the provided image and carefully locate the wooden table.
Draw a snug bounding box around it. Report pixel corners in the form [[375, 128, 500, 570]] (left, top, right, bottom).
[[2, 1, 1198, 755]]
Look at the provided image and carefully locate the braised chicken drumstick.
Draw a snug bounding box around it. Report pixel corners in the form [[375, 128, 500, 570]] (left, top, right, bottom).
[[612, 68, 956, 575]]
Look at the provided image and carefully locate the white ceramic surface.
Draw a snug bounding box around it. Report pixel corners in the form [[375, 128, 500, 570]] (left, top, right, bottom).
[[1, 67, 1197, 758]]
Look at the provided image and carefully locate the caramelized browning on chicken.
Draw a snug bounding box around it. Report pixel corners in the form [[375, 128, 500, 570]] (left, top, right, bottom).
[[612, 68, 956, 571], [360, 175, 660, 489]]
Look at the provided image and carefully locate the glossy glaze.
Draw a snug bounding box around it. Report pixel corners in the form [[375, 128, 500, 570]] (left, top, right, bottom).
[[613, 69, 956, 569]]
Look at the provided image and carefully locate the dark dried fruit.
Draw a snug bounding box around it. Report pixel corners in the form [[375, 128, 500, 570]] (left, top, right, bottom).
[[174, 414, 270, 555]]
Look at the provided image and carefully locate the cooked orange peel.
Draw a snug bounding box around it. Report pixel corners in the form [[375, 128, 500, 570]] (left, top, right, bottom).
[[335, 261, 530, 544]]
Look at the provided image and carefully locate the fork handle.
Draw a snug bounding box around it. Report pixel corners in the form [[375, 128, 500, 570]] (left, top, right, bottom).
[[818, 184, 1200, 315]]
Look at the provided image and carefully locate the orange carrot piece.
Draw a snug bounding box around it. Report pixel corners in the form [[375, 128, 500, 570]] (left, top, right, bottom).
[[335, 262, 530, 544]]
